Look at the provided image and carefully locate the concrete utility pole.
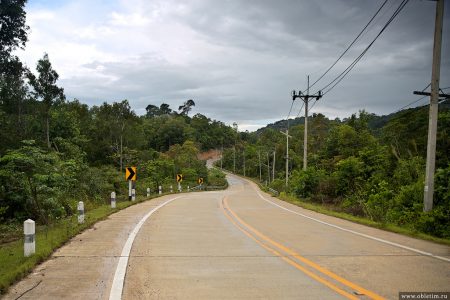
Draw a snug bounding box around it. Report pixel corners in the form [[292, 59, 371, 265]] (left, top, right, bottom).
[[233, 146, 236, 173], [243, 149, 246, 177], [413, 0, 445, 212], [221, 143, 223, 169], [292, 76, 322, 171], [258, 151, 262, 182], [267, 152, 270, 183], [272, 150, 276, 182], [280, 129, 292, 187]]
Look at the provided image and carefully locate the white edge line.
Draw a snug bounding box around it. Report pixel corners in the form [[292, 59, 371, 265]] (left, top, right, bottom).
[[251, 188, 450, 263], [109, 196, 182, 300]]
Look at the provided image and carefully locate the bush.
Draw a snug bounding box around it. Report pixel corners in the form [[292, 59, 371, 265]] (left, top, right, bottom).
[[363, 180, 394, 223], [333, 156, 364, 196], [208, 168, 227, 186], [290, 168, 327, 198]]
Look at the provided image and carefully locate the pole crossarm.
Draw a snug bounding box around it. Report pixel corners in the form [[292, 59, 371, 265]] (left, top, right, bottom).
[[291, 90, 323, 102], [414, 91, 450, 98]]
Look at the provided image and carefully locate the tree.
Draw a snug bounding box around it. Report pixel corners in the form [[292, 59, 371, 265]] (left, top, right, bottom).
[[27, 53, 65, 148], [159, 103, 172, 115], [0, 0, 29, 57], [145, 104, 160, 117], [178, 99, 195, 116]]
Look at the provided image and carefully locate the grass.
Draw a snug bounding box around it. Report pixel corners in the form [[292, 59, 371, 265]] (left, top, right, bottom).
[[276, 192, 450, 247], [0, 193, 172, 295]]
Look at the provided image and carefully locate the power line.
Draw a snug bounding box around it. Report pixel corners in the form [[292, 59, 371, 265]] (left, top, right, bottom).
[[286, 99, 295, 122], [296, 102, 305, 118], [308, 0, 389, 92], [318, 0, 410, 96]]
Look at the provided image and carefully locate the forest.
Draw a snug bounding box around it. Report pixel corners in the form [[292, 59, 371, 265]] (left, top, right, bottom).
[[220, 107, 450, 238], [1, 1, 449, 241]]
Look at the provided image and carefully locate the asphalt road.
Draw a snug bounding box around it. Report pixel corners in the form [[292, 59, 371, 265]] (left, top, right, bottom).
[[4, 173, 450, 299]]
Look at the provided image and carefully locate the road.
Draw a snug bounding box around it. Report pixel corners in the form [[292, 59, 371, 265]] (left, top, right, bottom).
[[4, 173, 450, 299]]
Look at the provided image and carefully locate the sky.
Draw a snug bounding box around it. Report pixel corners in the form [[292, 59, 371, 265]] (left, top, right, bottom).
[[17, 0, 450, 131]]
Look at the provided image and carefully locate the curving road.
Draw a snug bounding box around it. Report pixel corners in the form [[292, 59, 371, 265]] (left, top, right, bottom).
[[4, 173, 450, 299]]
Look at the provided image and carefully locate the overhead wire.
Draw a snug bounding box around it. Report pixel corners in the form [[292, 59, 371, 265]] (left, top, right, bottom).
[[317, 0, 410, 96], [307, 0, 389, 92]]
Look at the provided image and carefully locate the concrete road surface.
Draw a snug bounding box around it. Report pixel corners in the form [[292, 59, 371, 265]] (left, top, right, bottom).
[[4, 173, 450, 299]]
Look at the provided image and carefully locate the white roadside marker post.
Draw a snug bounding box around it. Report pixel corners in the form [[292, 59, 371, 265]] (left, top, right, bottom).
[[24, 219, 35, 257], [188, 185, 190, 192], [131, 189, 136, 201], [147, 188, 150, 197], [111, 192, 116, 208], [170, 185, 173, 193], [78, 201, 85, 224], [159, 185, 162, 195]]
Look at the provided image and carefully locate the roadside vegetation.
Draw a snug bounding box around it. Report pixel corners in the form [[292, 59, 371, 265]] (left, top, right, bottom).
[[1, 2, 233, 292], [220, 108, 450, 240]]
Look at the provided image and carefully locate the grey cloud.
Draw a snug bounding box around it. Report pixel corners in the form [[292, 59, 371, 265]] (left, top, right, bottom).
[[56, 0, 449, 130]]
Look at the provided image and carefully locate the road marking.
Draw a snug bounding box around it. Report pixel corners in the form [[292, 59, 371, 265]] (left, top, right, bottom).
[[220, 198, 359, 300], [109, 196, 182, 300], [252, 187, 450, 263], [222, 197, 385, 300]]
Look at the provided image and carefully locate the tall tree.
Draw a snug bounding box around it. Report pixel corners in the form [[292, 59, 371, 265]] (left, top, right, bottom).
[[178, 99, 195, 116], [159, 103, 172, 115], [27, 53, 65, 148], [0, 0, 29, 65]]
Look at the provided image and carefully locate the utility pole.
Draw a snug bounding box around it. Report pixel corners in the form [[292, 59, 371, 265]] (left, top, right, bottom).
[[243, 149, 246, 177], [280, 129, 292, 187], [267, 152, 270, 184], [292, 76, 322, 170], [258, 151, 262, 182], [272, 150, 276, 182], [233, 146, 236, 173], [413, 0, 445, 212], [220, 143, 223, 169]]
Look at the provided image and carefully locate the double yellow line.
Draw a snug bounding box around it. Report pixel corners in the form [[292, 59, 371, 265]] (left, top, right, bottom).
[[221, 196, 384, 300]]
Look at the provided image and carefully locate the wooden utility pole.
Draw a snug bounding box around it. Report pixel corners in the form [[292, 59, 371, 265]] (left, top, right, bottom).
[[415, 0, 445, 212]]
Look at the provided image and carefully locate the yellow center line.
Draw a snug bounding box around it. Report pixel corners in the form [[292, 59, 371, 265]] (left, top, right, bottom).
[[220, 198, 359, 300], [222, 196, 385, 300]]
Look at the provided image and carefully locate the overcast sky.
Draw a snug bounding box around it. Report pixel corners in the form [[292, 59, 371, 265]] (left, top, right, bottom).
[[17, 0, 450, 131]]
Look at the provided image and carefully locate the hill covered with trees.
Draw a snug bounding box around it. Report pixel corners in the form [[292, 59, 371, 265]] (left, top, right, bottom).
[[221, 105, 450, 238], [1, 1, 449, 241]]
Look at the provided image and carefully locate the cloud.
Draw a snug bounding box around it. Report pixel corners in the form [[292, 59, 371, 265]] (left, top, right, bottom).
[[19, 0, 450, 131]]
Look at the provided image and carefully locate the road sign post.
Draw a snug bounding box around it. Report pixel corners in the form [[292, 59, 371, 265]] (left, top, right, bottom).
[[125, 167, 137, 201], [128, 180, 132, 200], [131, 189, 136, 201]]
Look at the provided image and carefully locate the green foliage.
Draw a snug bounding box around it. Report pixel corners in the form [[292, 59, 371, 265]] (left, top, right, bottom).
[[363, 180, 394, 223], [221, 109, 450, 239], [207, 168, 227, 186], [290, 168, 326, 198]]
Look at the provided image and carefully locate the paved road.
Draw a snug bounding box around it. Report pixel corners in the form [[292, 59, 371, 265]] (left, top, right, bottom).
[[4, 173, 450, 299]]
